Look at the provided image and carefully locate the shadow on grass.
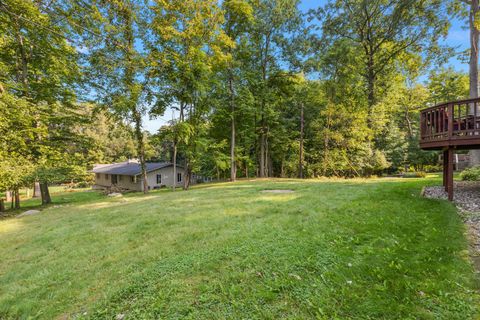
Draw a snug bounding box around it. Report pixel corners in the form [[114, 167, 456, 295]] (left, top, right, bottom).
[[0, 189, 105, 219]]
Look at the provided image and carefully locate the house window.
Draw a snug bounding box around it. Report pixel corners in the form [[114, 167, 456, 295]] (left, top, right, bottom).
[[96, 173, 100, 179], [177, 173, 182, 182], [156, 174, 162, 184], [119, 175, 123, 181], [105, 174, 109, 179], [131, 176, 135, 183]]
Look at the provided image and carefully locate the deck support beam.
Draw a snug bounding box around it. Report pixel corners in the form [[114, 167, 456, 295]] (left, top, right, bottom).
[[443, 149, 448, 191], [446, 147, 454, 201]]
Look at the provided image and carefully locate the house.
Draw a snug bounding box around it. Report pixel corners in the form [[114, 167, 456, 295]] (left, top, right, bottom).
[[91, 160, 187, 191]]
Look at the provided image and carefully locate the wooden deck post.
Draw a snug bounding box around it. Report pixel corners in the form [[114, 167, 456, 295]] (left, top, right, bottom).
[[443, 149, 448, 190], [447, 147, 454, 201]]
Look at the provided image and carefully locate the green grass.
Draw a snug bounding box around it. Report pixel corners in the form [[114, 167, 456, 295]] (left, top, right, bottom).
[[0, 177, 478, 319], [0, 187, 98, 218]]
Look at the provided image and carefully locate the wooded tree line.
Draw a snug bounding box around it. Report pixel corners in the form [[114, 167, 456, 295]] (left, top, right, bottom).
[[0, 0, 473, 206]]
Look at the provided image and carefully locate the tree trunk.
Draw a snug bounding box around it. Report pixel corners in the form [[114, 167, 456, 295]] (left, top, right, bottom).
[[133, 111, 148, 193], [121, 5, 148, 193], [33, 182, 41, 198], [259, 34, 270, 178], [172, 141, 177, 192], [229, 74, 236, 182], [0, 199, 4, 212], [40, 182, 51, 205], [268, 153, 273, 178], [265, 129, 270, 177], [299, 102, 304, 178], [253, 111, 258, 177], [259, 124, 265, 177], [183, 159, 191, 190], [14, 189, 20, 209], [470, 0, 479, 101], [5, 190, 12, 203], [405, 107, 414, 139], [323, 113, 331, 176], [185, 171, 191, 189], [367, 61, 375, 111], [14, 17, 29, 97], [469, 0, 480, 167]]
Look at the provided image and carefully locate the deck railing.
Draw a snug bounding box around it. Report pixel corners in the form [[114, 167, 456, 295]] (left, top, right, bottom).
[[420, 98, 480, 149]]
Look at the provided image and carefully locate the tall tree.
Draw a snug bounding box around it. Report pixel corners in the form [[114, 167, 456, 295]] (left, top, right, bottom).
[[314, 0, 453, 116], [466, 0, 480, 165], [250, 0, 303, 177], [148, 0, 231, 189], [80, 0, 150, 193], [469, 0, 479, 99], [0, 0, 82, 204], [222, 0, 253, 182]]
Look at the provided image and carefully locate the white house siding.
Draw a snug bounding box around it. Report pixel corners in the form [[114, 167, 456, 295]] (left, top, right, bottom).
[[93, 173, 112, 188], [141, 166, 187, 191], [94, 165, 189, 191], [94, 173, 142, 191], [117, 175, 143, 191]]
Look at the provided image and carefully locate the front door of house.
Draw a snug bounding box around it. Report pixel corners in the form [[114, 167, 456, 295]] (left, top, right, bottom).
[[111, 174, 118, 185]]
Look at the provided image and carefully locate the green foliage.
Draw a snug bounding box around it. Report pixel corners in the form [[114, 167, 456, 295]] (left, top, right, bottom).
[[314, 0, 453, 109], [0, 157, 34, 192], [402, 171, 427, 178], [81, 107, 137, 163], [460, 166, 480, 181], [0, 0, 88, 204], [0, 0, 471, 185], [34, 164, 93, 185], [428, 67, 469, 104]]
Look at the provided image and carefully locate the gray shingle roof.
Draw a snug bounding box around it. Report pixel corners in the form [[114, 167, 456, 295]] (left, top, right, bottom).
[[91, 162, 175, 176]]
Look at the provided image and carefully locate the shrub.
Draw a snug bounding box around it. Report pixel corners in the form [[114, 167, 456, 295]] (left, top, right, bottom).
[[423, 164, 442, 173], [460, 166, 480, 181], [76, 181, 91, 188], [402, 171, 427, 178]]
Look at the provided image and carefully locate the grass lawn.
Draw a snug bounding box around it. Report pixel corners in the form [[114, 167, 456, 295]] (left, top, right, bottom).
[[0, 186, 95, 217], [0, 177, 478, 319]]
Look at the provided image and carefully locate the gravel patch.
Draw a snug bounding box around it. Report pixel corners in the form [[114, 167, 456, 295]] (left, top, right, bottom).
[[424, 182, 480, 213]]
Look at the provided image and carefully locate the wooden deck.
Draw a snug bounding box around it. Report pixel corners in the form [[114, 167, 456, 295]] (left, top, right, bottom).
[[419, 98, 480, 201], [420, 98, 480, 150]]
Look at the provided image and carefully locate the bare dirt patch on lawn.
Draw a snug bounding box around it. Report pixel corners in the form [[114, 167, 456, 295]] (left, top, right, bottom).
[[260, 189, 295, 194]]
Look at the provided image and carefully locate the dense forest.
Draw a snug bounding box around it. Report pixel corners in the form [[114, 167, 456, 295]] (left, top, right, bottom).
[[0, 0, 473, 206]]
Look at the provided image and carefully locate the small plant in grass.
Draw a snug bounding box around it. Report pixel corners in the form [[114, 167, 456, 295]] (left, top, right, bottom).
[[460, 166, 480, 181], [402, 171, 427, 178], [423, 164, 442, 172]]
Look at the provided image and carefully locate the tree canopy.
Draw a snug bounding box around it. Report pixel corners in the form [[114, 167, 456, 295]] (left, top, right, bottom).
[[0, 0, 472, 206]]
